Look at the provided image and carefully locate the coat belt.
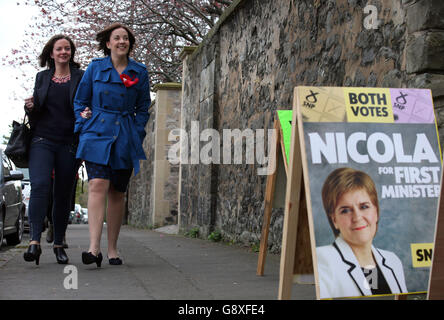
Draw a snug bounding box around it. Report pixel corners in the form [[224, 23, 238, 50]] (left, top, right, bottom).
[[95, 106, 130, 117]]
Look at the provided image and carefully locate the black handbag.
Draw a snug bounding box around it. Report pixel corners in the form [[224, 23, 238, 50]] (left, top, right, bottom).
[[5, 114, 31, 168]]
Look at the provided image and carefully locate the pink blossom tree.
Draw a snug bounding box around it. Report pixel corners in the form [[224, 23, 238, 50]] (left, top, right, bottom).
[[3, 0, 232, 84]]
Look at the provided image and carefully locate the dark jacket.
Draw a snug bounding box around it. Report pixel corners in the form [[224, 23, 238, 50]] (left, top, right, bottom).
[[26, 66, 84, 132]]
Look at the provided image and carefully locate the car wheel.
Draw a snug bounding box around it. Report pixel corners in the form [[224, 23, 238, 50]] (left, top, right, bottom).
[[0, 209, 4, 249], [5, 209, 24, 246]]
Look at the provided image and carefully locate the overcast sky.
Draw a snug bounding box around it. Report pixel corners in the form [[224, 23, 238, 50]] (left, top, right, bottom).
[[0, 0, 39, 148]]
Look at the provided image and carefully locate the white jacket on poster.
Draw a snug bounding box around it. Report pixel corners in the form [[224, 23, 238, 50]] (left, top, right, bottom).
[[316, 236, 408, 299]]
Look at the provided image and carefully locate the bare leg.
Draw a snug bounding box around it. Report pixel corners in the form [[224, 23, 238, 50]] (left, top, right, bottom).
[[106, 185, 126, 259], [87, 178, 109, 256]]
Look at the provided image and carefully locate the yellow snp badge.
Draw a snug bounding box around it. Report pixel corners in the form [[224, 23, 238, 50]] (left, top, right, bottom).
[[410, 243, 434, 268]]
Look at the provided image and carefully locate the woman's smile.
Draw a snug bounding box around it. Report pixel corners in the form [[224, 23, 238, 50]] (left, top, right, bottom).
[[353, 225, 368, 231]]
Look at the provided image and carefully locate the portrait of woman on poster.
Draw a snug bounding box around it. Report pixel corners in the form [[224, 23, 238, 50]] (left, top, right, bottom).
[[316, 167, 408, 299]]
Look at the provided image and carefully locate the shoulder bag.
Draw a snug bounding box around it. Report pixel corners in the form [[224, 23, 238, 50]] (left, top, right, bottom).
[[5, 114, 31, 168]]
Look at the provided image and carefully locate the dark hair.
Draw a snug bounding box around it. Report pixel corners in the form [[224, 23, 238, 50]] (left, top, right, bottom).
[[96, 23, 136, 57], [321, 167, 379, 238], [38, 34, 80, 69]]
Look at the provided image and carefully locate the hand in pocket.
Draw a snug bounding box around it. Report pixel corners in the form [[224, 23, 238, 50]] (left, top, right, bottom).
[[80, 107, 92, 119]]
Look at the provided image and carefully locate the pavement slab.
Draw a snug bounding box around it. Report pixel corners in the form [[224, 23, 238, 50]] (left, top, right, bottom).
[[0, 224, 316, 300]]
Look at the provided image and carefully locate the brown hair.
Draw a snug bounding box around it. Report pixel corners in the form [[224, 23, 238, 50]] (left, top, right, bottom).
[[38, 34, 80, 69], [321, 168, 379, 237], [96, 23, 136, 57]]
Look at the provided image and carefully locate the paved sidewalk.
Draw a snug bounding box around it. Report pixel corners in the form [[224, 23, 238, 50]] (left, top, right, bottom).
[[0, 224, 316, 300]]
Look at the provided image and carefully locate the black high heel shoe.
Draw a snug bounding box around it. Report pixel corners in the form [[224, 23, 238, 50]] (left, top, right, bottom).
[[82, 251, 103, 267], [53, 247, 69, 264], [23, 244, 42, 265], [108, 257, 123, 265]]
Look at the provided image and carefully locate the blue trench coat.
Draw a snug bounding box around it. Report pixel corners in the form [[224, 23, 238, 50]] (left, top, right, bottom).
[[73, 56, 151, 174]]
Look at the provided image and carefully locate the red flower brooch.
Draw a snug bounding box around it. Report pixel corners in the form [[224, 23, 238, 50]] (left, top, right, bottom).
[[120, 74, 139, 87]]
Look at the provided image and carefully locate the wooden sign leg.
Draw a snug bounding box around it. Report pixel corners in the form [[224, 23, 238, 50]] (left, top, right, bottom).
[[256, 164, 278, 276], [293, 185, 314, 283], [428, 169, 444, 299], [257, 121, 279, 276], [278, 113, 303, 299], [278, 175, 302, 299]]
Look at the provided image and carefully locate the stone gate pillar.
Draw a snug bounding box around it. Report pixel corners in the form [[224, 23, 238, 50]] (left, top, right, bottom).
[[152, 83, 182, 227]]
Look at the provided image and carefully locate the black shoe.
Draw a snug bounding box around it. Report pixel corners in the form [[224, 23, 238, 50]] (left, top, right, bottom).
[[82, 251, 103, 267], [53, 247, 69, 264], [46, 224, 54, 243], [23, 244, 42, 265], [108, 257, 123, 265]]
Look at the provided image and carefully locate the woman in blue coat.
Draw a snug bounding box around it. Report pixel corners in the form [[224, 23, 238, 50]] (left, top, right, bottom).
[[74, 23, 151, 267]]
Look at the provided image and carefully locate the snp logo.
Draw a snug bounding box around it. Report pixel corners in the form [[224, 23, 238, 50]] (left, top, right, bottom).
[[411, 243, 434, 268], [394, 92, 408, 111], [63, 265, 78, 290], [303, 90, 319, 109], [363, 4, 380, 30]]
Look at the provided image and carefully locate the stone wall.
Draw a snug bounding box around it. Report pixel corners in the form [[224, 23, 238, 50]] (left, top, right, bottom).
[[127, 98, 156, 228], [177, 0, 444, 253], [403, 0, 444, 142], [178, 47, 217, 236], [127, 83, 182, 228]]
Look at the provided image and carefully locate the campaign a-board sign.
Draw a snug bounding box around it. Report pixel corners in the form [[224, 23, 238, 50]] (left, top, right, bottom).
[[277, 110, 292, 165], [296, 86, 441, 299]]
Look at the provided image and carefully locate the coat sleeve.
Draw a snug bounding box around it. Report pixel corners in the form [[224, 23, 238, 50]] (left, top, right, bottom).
[[73, 63, 93, 133], [133, 68, 151, 142]]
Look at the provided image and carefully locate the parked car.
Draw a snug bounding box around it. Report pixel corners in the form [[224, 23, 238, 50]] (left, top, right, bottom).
[[0, 150, 26, 248], [16, 167, 30, 232], [68, 211, 74, 224], [72, 204, 83, 224], [81, 208, 88, 224]]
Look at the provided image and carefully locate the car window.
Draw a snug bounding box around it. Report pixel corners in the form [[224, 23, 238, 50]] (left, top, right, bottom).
[[16, 167, 30, 180], [2, 155, 10, 176]]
